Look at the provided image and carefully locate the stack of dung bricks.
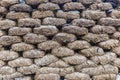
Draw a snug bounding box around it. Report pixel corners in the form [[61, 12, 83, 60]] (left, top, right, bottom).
[[0, 0, 120, 80]]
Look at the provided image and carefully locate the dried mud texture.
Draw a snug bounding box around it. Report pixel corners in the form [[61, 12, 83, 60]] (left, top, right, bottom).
[[0, 0, 120, 80]]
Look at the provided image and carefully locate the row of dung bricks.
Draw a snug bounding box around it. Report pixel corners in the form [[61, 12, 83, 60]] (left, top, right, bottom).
[[0, 47, 119, 80], [1, 17, 120, 29], [1, 0, 120, 20]]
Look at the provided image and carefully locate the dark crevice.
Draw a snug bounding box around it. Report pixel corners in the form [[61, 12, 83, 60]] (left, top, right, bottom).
[[19, 0, 25, 3], [60, 76, 65, 80]]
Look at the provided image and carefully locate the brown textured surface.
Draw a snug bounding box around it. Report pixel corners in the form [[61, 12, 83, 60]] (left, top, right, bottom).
[[0, 0, 120, 80]]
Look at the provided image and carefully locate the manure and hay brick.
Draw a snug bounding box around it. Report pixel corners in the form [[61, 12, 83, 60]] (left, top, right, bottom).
[[81, 64, 118, 76], [67, 40, 91, 50], [72, 18, 95, 27], [51, 47, 74, 57], [0, 0, 19, 7], [38, 40, 61, 51], [36, 67, 74, 76], [91, 52, 117, 65], [25, 0, 48, 5], [8, 57, 33, 67], [78, 0, 94, 5], [36, 67, 60, 74], [23, 49, 45, 58], [65, 72, 90, 80], [9, 27, 32, 36], [82, 33, 109, 43], [32, 10, 54, 19], [75, 60, 97, 72], [80, 46, 105, 57], [34, 54, 58, 66], [34, 25, 59, 36], [38, 2, 60, 11], [43, 17, 66, 26], [99, 39, 120, 50], [53, 33, 77, 44], [99, 18, 120, 26], [9, 4, 32, 12], [17, 64, 40, 75], [0, 66, 16, 75], [59, 67, 74, 76], [0, 36, 22, 46], [11, 42, 34, 51], [93, 74, 117, 80], [23, 33, 47, 44], [6, 12, 30, 20], [62, 54, 87, 65], [35, 73, 60, 80], [56, 10, 80, 20], [82, 10, 106, 20], [48, 60, 69, 68], [91, 25, 116, 34], [89, 2, 112, 11], [18, 18, 41, 27], [15, 76, 32, 80], [0, 50, 19, 61], [0, 19, 16, 30], [63, 2, 85, 11], [97, 3, 113, 11], [51, 0, 72, 4], [62, 25, 88, 35], [1, 72, 23, 79]]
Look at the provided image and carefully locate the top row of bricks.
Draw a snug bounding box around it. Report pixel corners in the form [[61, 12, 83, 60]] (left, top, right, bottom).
[[0, 0, 100, 7]]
